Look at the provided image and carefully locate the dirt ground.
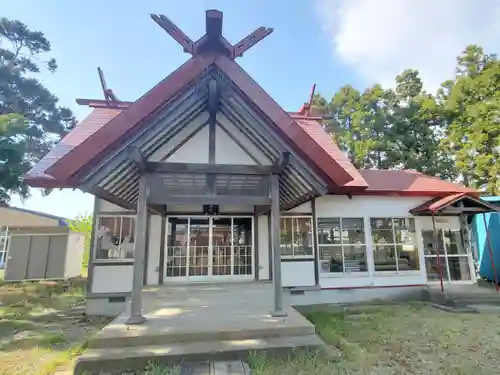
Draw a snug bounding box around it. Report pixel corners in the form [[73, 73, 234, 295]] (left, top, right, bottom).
[[0, 278, 110, 375]]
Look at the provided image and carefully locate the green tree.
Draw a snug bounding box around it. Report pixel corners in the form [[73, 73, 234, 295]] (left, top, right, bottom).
[[0, 114, 29, 202], [317, 85, 392, 169], [442, 45, 500, 193], [0, 18, 75, 203], [388, 69, 455, 178], [69, 212, 93, 272]]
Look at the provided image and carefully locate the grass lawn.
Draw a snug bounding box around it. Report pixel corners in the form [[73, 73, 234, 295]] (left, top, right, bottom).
[[249, 303, 500, 375], [0, 278, 110, 375]]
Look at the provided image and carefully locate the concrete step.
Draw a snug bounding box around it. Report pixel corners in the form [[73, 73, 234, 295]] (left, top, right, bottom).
[[75, 334, 324, 375], [89, 324, 316, 349]]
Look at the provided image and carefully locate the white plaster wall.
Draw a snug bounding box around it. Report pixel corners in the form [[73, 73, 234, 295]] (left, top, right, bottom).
[[257, 215, 270, 280], [217, 114, 272, 165], [92, 265, 133, 293], [147, 215, 162, 285], [97, 199, 132, 213], [167, 125, 210, 164], [282, 262, 315, 287], [215, 125, 255, 165], [286, 202, 312, 214], [314, 195, 430, 218], [149, 111, 210, 162]]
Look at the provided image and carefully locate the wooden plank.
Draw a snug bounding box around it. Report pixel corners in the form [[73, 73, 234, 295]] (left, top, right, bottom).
[[149, 162, 274, 175], [148, 193, 271, 206], [151, 14, 194, 54], [233, 27, 274, 58]]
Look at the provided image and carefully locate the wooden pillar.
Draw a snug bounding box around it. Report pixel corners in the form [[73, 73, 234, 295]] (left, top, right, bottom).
[[270, 174, 286, 317], [311, 198, 320, 286], [126, 174, 149, 325], [432, 214, 444, 293]]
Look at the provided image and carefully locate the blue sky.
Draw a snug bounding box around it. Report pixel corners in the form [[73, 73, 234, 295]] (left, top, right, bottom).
[[5, 0, 359, 218], [5, 0, 499, 218]]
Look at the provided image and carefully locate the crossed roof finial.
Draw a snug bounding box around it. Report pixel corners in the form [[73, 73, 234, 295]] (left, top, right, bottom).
[[150, 9, 273, 59]]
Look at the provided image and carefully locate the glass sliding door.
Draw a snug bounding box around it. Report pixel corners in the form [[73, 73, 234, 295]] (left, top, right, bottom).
[[165, 219, 189, 277], [232, 218, 253, 276], [188, 219, 210, 278], [212, 218, 232, 276], [422, 229, 473, 283], [164, 216, 253, 282]]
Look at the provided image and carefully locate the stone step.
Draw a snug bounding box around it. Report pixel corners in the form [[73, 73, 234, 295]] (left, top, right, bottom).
[[75, 334, 324, 375], [89, 324, 316, 349]]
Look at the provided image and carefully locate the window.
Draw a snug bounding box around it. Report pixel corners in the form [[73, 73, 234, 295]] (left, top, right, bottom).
[[317, 218, 367, 274], [0, 227, 8, 267], [95, 216, 135, 260], [371, 217, 419, 272], [280, 217, 313, 257]]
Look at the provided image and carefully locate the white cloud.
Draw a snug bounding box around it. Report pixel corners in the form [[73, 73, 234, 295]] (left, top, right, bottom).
[[315, 0, 500, 92]]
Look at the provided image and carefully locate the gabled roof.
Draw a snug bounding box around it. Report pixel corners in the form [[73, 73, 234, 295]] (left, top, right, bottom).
[[26, 53, 367, 191], [24, 10, 477, 201], [26, 107, 123, 188], [410, 193, 500, 215]]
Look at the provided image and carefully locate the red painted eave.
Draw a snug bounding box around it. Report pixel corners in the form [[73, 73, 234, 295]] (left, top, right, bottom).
[[46, 54, 217, 182], [410, 193, 500, 214], [214, 55, 366, 189]]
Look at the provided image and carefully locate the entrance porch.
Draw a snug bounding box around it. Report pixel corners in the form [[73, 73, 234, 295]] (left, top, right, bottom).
[[76, 282, 322, 374]]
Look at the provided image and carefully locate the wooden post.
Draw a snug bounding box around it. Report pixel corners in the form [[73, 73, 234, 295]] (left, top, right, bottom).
[[126, 174, 149, 325], [270, 174, 286, 317], [432, 214, 445, 293], [482, 213, 499, 291]]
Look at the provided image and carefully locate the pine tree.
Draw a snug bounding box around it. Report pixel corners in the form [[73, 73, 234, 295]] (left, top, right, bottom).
[[442, 45, 500, 194], [0, 18, 75, 203]]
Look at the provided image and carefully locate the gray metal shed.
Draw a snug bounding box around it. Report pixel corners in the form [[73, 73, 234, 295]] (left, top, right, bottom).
[[3, 227, 85, 281]]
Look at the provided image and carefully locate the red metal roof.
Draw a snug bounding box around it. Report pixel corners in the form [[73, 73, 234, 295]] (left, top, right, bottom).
[[45, 55, 216, 183], [293, 118, 368, 190], [24, 107, 122, 188], [358, 170, 477, 196], [410, 193, 466, 214], [26, 54, 368, 190], [410, 193, 500, 214]]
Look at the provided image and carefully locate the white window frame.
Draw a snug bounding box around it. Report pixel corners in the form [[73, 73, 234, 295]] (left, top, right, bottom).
[[0, 226, 9, 266], [93, 215, 136, 263], [423, 228, 474, 283], [280, 216, 314, 259], [371, 217, 420, 275], [317, 217, 368, 277]]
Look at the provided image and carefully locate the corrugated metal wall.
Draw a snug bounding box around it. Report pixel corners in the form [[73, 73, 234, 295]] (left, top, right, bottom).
[[4, 229, 80, 281]]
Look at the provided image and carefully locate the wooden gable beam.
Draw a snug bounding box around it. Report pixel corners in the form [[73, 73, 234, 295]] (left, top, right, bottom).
[[151, 14, 194, 55], [206, 9, 223, 38], [233, 26, 274, 58]]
